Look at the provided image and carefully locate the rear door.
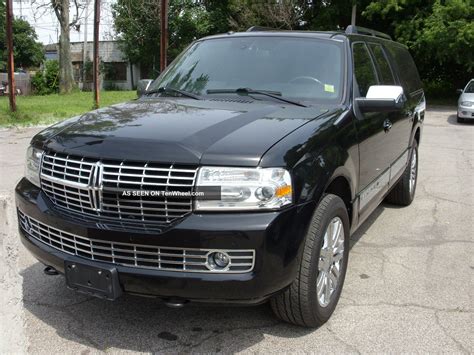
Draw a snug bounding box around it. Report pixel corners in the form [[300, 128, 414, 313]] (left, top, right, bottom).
[[367, 42, 412, 183], [352, 42, 391, 213]]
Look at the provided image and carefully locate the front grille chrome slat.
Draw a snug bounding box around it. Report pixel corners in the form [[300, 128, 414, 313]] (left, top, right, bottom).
[[40, 151, 198, 224], [102, 164, 197, 174], [103, 171, 195, 180], [18, 211, 255, 273]]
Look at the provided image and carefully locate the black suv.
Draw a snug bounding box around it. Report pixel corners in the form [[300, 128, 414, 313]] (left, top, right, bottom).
[[16, 26, 425, 327]]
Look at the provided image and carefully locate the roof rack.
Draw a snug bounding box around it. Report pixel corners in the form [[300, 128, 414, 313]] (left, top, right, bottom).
[[345, 25, 391, 40], [246, 26, 278, 32]]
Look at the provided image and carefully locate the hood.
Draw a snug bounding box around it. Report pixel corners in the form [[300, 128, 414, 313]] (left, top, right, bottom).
[[460, 92, 474, 102], [36, 98, 331, 166]]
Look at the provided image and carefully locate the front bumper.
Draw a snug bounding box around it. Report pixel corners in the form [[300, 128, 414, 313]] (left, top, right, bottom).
[[16, 178, 314, 304], [458, 105, 474, 119]]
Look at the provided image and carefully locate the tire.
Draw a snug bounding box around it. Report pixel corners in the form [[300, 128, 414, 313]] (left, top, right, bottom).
[[385, 140, 418, 206], [270, 194, 350, 327], [457, 115, 464, 123]]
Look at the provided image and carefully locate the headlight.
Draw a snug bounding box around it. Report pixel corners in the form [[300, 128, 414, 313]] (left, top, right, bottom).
[[25, 146, 43, 187], [195, 167, 292, 211], [461, 101, 473, 107]]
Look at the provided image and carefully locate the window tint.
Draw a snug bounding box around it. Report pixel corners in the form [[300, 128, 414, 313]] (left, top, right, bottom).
[[368, 44, 395, 85], [385, 44, 422, 94], [353, 43, 378, 97]]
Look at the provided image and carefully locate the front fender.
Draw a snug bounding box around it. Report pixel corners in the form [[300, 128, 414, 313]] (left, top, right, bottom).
[[260, 109, 359, 206]]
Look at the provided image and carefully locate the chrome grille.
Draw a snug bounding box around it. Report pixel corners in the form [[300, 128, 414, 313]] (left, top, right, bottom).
[[40, 151, 197, 224], [18, 210, 255, 273]]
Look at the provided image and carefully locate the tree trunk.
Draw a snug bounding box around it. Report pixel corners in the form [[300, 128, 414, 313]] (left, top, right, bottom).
[[57, 0, 75, 94]]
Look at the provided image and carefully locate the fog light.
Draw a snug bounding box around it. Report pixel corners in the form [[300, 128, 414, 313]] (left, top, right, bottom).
[[208, 252, 230, 269]]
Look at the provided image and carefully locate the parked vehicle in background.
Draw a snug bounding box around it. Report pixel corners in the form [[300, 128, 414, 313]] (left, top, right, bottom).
[[457, 79, 474, 123], [16, 26, 425, 327], [0, 81, 22, 96]]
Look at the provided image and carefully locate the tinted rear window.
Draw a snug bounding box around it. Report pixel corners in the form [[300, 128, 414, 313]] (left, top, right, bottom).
[[385, 44, 422, 94]]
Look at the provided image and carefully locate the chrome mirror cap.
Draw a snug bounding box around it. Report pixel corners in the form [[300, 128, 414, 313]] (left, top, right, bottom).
[[366, 85, 404, 102]]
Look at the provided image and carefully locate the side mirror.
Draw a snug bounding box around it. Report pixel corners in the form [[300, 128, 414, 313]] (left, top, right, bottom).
[[355, 85, 404, 112], [456, 89, 463, 94], [137, 79, 153, 97]]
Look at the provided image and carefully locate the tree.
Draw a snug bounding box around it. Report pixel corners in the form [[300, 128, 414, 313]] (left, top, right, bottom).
[[112, 0, 472, 97], [226, 0, 310, 30], [51, 0, 78, 93], [112, 0, 211, 78], [32, 0, 84, 93], [0, 0, 44, 71], [363, 0, 474, 94], [414, 0, 473, 83]]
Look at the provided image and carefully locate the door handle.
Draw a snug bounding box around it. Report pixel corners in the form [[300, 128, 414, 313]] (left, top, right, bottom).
[[383, 119, 392, 132]]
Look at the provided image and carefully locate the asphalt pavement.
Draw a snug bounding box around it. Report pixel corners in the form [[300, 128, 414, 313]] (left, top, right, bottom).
[[0, 106, 472, 353]]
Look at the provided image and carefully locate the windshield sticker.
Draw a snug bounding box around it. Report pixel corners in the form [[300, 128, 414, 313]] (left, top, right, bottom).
[[324, 84, 335, 93]]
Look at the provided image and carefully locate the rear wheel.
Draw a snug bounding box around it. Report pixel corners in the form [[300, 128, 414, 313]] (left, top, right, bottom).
[[270, 194, 350, 327], [385, 140, 418, 206]]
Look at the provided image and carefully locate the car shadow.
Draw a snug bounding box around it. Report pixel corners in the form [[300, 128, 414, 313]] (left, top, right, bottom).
[[349, 205, 384, 249], [20, 203, 390, 352], [447, 114, 474, 125], [20, 264, 313, 352]]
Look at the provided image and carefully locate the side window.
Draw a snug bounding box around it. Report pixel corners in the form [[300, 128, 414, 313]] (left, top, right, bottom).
[[368, 43, 395, 85], [352, 43, 378, 97], [385, 44, 422, 94]]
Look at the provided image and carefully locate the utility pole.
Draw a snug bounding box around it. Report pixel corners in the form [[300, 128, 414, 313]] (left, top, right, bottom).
[[351, 4, 357, 26], [160, 0, 168, 73], [93, 0, 100, 108], [6, 0, 16, 112], [83, 0, 91, 85]]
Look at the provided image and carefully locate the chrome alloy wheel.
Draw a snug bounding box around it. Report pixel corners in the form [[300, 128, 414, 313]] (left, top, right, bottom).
[[317, 217, 345, 308], [409, 149, 417, 194]]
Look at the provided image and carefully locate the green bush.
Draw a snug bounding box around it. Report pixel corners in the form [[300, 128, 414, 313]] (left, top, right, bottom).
[[423, 79, 458, 100], [32, 60, 59, 95], [103, 82, 124, 91]]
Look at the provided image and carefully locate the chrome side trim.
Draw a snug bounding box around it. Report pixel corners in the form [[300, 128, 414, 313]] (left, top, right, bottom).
[[359, 168, 390, 210], [389, 149, 409, 183]]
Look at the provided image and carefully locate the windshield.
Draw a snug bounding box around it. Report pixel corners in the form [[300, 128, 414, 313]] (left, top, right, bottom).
[[464, 81, 474, 93], [149, 36, 344, 102]]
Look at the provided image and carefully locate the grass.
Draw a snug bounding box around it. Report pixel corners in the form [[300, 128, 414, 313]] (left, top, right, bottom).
[[0, 91, 137, 127], [0, 90, 457, 127]]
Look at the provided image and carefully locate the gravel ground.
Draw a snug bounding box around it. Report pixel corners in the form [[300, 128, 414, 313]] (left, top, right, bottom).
[[0, 107, 473, 353]]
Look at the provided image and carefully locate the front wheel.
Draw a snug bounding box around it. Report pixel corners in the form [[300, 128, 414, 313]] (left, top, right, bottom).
[[457, 115, 464, 123], [270, 194, 350, 327]]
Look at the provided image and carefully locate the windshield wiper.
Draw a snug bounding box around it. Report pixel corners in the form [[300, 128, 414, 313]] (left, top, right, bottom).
[[207, 88, 307, 107], [146, 86, 201, 100]]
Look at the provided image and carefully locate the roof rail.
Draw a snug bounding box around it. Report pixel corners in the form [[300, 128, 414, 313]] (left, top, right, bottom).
[[345, 25, 391, 40], [246, 26, 278, 32]]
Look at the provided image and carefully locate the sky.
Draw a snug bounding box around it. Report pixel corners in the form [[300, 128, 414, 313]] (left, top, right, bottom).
[[12, 0, 116, 44]]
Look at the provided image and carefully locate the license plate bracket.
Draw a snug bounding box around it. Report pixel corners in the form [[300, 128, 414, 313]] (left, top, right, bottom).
[[64, 259, 122, 300]]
